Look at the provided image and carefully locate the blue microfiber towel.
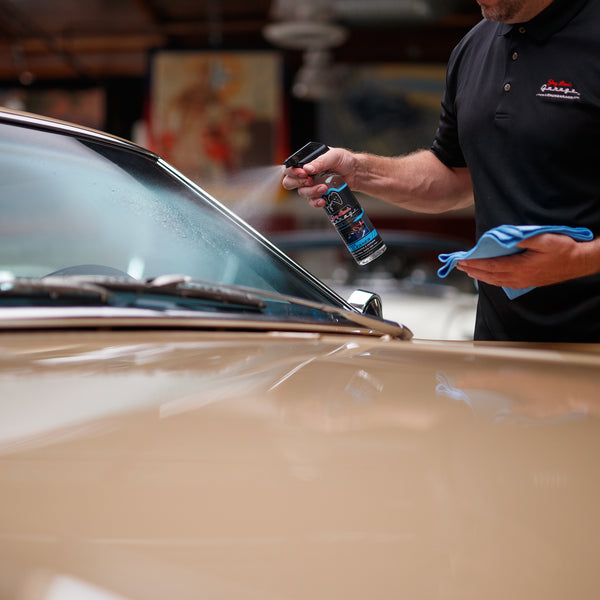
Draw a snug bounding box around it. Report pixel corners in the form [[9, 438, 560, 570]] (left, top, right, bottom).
[[437, 224, 594, 299]]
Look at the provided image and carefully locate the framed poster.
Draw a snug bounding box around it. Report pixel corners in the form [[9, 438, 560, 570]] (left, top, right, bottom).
[[149, 51, 283, 188]]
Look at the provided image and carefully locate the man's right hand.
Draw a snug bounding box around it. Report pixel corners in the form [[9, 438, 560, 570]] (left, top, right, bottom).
[[282, 146, 357, 208]]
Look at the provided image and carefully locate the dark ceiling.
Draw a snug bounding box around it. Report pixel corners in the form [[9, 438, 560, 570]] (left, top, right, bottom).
[[0, 0, 482, 83]]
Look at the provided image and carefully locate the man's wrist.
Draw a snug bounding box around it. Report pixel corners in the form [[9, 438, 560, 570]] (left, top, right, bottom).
[[577, 238, 600, 278]]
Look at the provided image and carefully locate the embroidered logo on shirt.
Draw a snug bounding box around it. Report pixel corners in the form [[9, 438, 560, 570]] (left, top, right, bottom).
[[537, 79, 581, 101]]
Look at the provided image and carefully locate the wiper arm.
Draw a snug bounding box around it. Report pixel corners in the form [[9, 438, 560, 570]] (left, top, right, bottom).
[[210, 281, 413, 340]]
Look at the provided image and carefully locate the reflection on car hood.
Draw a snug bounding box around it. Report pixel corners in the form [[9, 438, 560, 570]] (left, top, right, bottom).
[[1, 330, 599, 598]]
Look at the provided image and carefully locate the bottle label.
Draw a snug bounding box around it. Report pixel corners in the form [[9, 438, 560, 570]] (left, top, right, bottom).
[[322, 183, 385, 264]]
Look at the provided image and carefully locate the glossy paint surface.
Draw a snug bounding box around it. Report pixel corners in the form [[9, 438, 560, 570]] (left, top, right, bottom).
[[1, 330, 599, 599]]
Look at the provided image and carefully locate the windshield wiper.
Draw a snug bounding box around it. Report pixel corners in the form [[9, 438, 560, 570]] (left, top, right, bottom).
[[144, 275, 412, 339], [0, 274, 266, 310], [94, 274, 268, 309]]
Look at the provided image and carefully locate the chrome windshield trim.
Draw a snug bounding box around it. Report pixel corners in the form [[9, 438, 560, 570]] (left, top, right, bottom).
[[0, 306, 408, 338]]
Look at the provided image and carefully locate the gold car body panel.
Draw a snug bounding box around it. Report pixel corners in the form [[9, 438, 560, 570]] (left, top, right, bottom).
[[1, 329, 599, 599]]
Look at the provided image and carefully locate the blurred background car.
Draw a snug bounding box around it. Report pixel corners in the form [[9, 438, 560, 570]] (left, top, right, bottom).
[[270, 229, 478, 340]]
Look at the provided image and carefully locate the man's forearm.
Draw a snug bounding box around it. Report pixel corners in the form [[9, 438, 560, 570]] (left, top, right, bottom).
[[284, 146, 474, 213], [352, 149, 474, 214]]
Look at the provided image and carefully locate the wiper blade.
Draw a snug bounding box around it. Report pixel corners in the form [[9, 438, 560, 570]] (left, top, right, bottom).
[[109, 274, 266, 309], [0, 276, 112, 302], [147, 274, 267, 308]]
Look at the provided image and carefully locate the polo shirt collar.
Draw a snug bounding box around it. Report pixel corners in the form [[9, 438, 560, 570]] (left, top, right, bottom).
[[496, 0, 589, 41]]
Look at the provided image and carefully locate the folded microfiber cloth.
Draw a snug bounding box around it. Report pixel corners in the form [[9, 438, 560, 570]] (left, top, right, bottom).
[[437, 224, 594, 299]]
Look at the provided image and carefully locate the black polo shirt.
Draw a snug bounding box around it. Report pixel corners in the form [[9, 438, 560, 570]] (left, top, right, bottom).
[[431, 0, 600, 342]]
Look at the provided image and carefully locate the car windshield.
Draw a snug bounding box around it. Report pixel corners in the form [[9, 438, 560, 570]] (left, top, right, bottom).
[[0, 120, 341, 309]]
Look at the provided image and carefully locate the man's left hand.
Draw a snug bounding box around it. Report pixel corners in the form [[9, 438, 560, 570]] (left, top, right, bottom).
[[456, 233, 600, 289]]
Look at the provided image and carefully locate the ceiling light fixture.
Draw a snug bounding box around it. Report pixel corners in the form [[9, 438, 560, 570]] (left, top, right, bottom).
[[263, 0, 348, 100]]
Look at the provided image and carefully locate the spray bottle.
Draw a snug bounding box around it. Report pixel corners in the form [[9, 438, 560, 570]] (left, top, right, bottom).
[[284, 142, 386, 266]]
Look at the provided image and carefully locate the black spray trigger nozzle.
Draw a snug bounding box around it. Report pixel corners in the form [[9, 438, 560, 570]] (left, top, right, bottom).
[[284, 141, 329, 168]]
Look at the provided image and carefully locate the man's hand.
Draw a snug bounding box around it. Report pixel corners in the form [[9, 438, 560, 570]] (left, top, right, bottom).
[[282, 147, 357, 208], [456, 233, 600, 289]]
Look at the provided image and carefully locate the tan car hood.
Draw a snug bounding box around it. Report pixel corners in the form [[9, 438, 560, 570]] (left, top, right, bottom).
[[0, 329, 599, 599]]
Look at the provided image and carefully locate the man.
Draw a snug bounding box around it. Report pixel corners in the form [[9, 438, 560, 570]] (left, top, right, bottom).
[[283, 0, 600, 342]]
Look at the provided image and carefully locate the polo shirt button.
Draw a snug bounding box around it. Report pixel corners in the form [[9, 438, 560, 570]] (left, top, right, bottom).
[[504, 82, 511, 92], [518, 26, 526, 33], [512, 51, 519, 60]]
